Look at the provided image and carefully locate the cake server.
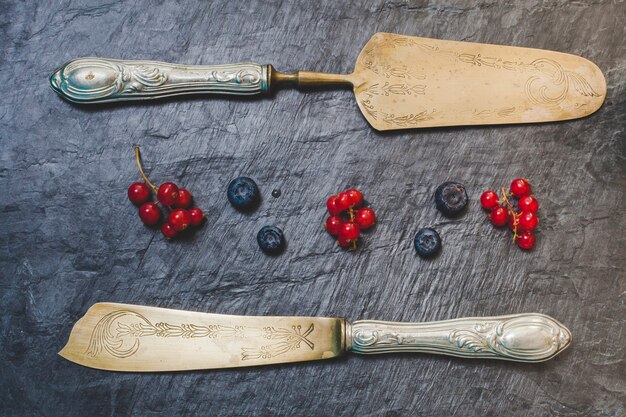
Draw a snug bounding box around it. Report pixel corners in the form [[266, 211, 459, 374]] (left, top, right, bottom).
[[49, 33, 605, 131], [59, 303, 572, 372]]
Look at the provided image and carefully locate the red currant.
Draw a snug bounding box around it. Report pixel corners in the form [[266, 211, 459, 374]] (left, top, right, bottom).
[[188, 207, 205, 227], [517, 231, 536, 250], [326, 195, 342, 215], [175, 188, 193, 208], [324, 215, 343, 236], [127, 182, 151, 205], [132, 147, 205, 239], [168, 208, 191, 232], [490, 206, 509, 227], [337, 236, 351, 247], [336, 192, 352, 212], [157, 182, 179, 206], [480, 190, 499, 210], [339, 222, 360, 242], [517, 211, 538, 231], [518, 195, 538, 213], [345, 189, 363, 208], [510, 178, 531, 197], [138, 202, 161, 225], [161, 222, 177, 239], [355, 207, 376, 229]]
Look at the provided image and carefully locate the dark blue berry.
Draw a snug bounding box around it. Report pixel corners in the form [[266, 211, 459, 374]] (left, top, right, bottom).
[[414, 228, 441, 258], [227, 177, 260, 210], [257, 226, 285, 255], [434, 181, 468, 217]]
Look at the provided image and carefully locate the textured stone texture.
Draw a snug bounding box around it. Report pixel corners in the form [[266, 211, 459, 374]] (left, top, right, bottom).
[[1, 1, 625, 416]]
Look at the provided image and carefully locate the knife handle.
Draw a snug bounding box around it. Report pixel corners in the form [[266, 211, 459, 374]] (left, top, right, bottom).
[[49, 57, 270, 103], [347, 313, 571, 363]]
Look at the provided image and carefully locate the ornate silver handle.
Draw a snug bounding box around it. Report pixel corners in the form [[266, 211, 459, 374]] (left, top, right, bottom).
[[347, 313, 571, 363], [49, 57, 270, 103]]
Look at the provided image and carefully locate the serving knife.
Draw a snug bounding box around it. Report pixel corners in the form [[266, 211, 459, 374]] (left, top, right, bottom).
[[49, 32, 605, 131], [59, 303, 572, 372]]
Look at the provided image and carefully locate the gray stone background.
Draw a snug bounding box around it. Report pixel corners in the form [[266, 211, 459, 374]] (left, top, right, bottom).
[[1, 1, 625, 416]]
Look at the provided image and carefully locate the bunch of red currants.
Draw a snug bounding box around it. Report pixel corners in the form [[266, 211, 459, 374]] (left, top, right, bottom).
[[324, 189, 376, 250], [480, 178, 539, 250], [127, 147, 205, 239]]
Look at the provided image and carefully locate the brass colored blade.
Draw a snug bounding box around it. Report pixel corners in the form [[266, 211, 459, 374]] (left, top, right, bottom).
[[59, 303, 345, 372], [353, 33, 606, 130]]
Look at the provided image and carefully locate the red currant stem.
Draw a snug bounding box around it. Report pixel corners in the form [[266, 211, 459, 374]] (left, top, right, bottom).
[[500, 187, 512, 206], [134, 146, 158, 192], [500, 187, 520, 241], [347, 208, 357, 251]]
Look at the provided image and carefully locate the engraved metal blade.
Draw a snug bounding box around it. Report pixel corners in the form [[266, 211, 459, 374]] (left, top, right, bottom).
[[352, 33, 606, 130], [59, 303, 345, 372]]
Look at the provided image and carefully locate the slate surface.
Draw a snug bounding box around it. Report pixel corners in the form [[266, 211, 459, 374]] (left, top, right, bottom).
[[1, 1, 625, 416]]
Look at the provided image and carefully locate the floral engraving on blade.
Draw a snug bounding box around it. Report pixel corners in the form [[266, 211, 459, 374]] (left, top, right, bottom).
[[359, 99, 436, 126], [363, 82, 426, 96], [86, 310, 244, 359], [361, 34, 601, 124], [453, 54, 601, 105], [473, 107, 517, 118], [523, 58, 600, 105], [384, 33, 602, 106], [355, 36, 440, 127], [241, 324, 315, 361], [364, 36, 438, 54], [361, 37, 428, 80], [381, 110, 435, 126], [362, 61, 426, 80]]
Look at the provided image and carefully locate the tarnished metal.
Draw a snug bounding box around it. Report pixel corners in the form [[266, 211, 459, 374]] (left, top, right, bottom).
[[49, 59, 269, 103], [59, 303, 345, 372], [59, 303, 571, 372], [348, 313, 572, 363], [350, 33, 605, 130], [49, 33, 605, 130]]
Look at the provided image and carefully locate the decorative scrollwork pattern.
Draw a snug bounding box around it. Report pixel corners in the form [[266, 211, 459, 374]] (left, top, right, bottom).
[[85, 310, 315, 362], [49, 58, 268, 103], [86, 310, 245, 359], [356, 34, 602, 129], [359, 99, 436, 125], [473, 107, 517, 118], [349, 314, 572, 363], [450, 53, 600, 105], [363, 82, 426, 96], [362, 61, 426, 80], [241, 324, 315, 361]]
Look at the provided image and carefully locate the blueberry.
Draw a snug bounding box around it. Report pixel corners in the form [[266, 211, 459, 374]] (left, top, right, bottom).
[[257, 226, 285, 255], [227, 177, 260, 210], [414, 228, 441, 258], [434, 181, 468, 217]]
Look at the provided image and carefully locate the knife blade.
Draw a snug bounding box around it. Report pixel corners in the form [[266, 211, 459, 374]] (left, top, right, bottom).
[[59, 303, 572, 371], [48, 33, 606, 130]]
